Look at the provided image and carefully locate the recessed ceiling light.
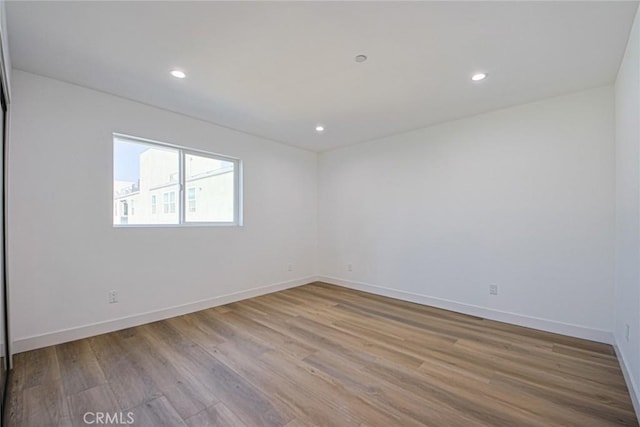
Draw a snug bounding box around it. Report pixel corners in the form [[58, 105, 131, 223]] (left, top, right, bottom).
[[315, 125, 325, 133], [170, 69, 186, 79], [471, 72, 487, 81], [355, 54, 368, 63]]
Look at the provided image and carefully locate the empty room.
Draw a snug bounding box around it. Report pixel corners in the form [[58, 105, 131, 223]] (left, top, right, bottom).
[[0, 0, 638, 425]]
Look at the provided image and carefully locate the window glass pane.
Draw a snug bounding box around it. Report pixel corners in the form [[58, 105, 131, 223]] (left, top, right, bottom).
[[114, 135, 239, 226], [114, 138, 179, 225], [185, 153, 235, 222]]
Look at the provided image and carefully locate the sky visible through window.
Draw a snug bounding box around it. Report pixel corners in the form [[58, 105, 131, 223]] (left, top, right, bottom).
[[114, 139, 147, 182]]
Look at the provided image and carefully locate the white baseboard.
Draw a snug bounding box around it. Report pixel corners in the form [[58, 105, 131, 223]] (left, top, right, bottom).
[[12, 274, 614, 352], [12, 276, 318, 354], [614, 341, 640, 420], [318, 276, 614, 344]]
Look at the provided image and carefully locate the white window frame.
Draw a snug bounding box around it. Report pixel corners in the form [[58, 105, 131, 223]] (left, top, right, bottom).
[[113, 133, 243, 227]]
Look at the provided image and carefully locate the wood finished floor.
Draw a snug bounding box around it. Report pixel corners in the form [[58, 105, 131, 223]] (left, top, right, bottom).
[[6, 282, 638, 426]]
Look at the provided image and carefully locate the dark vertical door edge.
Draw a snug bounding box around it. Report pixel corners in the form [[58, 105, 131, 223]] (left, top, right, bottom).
[[1, 81, 9, 426]]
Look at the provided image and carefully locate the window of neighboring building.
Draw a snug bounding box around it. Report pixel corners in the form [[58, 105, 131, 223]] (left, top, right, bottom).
[[187, 187, 196, 212], [113, 134, 241, 226], [162, 193, 169, 214], [162, 191, 177, 214]]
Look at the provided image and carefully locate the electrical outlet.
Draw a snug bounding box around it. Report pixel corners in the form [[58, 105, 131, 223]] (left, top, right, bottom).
[[626, 324, 630, 342], [347, 263, 353, 272], [108, 290, 118, 304], [287, 264, 293, 272], [489, 284, 498, 296]]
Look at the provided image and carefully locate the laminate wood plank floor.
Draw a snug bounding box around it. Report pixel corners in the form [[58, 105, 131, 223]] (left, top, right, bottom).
[[6, 282, 638, 426]]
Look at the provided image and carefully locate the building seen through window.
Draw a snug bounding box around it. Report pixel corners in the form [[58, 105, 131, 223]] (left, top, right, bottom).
[[113, 135, 238, 226]]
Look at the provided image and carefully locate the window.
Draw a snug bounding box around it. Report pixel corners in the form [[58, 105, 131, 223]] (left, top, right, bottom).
[[113, 134, 241, 226], [163, 191, 176, 214], [187, 187, 196, 212]]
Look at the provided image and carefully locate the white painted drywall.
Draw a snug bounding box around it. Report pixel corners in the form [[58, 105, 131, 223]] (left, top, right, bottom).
[[319, 86, 616, 337], [7, 70, 317, 350], [614, 6, 640, 414]]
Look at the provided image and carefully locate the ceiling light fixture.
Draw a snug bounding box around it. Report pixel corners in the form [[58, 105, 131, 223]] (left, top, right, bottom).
[[355, 54, 368, 63], [471, 72, 487, 81], [170, 69, 186, 79], [315, 125, 325, 133]]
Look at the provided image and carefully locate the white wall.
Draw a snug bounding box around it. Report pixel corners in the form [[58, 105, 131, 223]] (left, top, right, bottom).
[[319, 86, 616, 341], [614, 7, 640, 414], [8, 70, 318, 352]]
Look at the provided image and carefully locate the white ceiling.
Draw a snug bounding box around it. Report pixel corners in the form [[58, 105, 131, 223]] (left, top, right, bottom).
[[6, 1, 639, 152]]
